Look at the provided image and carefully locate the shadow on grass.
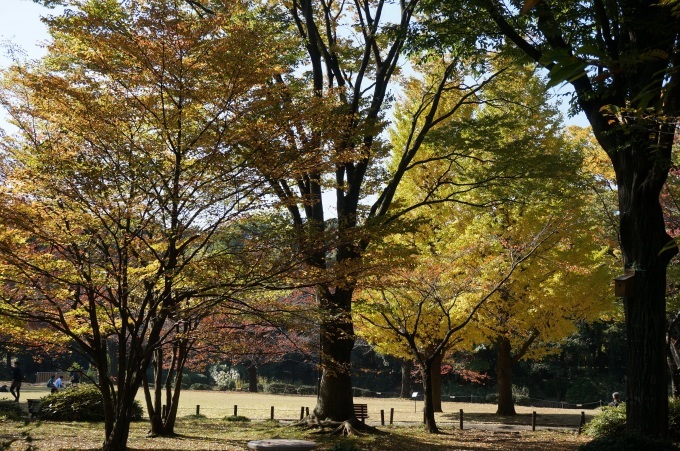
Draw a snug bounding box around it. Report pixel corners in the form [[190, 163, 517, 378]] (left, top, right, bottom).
[[442, 411, 591, 428]]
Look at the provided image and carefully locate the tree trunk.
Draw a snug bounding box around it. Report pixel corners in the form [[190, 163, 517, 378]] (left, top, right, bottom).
[[421, 360, 439, 433], [431, 353, 443, 412], [668, 352, 679, 399], [400, 359, 413, 398], [613, 140, 675, 436], [496, 336, 516, 416], [247, 364, 258, 393], [314, 287, 356, 422]]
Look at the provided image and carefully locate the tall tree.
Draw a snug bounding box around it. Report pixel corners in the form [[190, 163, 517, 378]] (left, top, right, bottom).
[[245, 0, 497, 428], [427, 0, 679, 436], [0, 1, 280, 449]]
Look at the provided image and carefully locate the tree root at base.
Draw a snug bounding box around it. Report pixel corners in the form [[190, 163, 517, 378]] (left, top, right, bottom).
[[291, 417, 375, 436]]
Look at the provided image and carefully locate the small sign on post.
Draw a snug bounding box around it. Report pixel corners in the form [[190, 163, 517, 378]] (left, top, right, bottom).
[[411, 392, 419, 413]]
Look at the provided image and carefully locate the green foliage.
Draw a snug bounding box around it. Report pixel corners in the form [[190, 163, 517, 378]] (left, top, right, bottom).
[[582, 404, 626, 438], [38, 385, 143, 422], [584, 400, 680, 443], [0, 400, 25, 420], [565, 378, 602, 404], [223, 415, 250, 422]]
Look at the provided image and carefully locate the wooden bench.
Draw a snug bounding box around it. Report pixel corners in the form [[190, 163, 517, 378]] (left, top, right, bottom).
[[353, 403, 368, 423]]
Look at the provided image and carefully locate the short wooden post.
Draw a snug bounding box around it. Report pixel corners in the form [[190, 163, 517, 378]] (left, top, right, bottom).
[[459, 409, 464, 430], [381, 409, 385, 426], [578, 411, 586, 435], [196, 405, 200, 416], [390, 408, 394, 425], [532, 411, 537, 431], [234, 405, 238, 416], [300, 406, 305, 420], [306, 407, 309, 417], [270, 406, 275, 421]]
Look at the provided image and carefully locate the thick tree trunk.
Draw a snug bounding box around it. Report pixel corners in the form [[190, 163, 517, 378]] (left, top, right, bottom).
[[613, 138, 676, 436], [496, 336, 516, 415], [400, 359, 413, 398], [314, 288, 356, 422], [421, 361, 439, 433], [431, 353, 443, 412], [247, 364, 258, 393]]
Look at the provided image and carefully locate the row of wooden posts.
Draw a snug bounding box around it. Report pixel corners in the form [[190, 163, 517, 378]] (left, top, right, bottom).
[[186, 404, 588, 433]]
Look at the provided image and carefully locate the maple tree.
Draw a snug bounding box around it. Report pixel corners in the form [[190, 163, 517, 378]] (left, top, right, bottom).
[[424, 0, 680, 436], [0, 1, 283, 449]]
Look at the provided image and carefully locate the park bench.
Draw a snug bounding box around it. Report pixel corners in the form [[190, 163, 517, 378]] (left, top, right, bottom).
[[353, 403, 368, 423]]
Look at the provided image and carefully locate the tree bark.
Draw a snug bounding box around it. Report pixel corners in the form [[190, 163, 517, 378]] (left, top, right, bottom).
[[421, 359, 439, 433], [431, 353, 443, 412], [314, 287, 356, 422], [247, 364, 258, 393], [400, 359, 413, 398], [496, 336, 516, 415]]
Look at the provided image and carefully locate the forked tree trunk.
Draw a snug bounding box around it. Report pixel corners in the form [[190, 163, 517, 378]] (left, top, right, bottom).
[[314, 287, 356, 422], [496, 336, 516, 416]]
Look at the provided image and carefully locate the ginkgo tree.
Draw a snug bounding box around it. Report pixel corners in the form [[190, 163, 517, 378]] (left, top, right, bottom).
[[355, 60, 600, 433], [0, 1, 285, 449]]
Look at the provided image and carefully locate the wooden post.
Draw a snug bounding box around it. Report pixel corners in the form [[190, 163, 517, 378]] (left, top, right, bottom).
[[306, 407, 309, 417], [381, 409, 385, 426], [390, 408, 394, 425], [578, 411, 586, 435], [270, 406, 275, 421], [459, 409, 464, 430], [532, 411, 537, 431], [300, 406, 305, 420], [234, 405, 238, 417], [196, 405, 200, 416]]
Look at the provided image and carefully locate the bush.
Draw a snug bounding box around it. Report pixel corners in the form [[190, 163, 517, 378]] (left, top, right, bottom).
[[38, 384, 143, 422], [0, 400, 26, 420], [266, 383, 297, 394], [352, 387, 372, 397], [582, 403, 626, 438], [584, 399, 680, 444], [565, 378, 601, 404], [189, 383, 213, 391]]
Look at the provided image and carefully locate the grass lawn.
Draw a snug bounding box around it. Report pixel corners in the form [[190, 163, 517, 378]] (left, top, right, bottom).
[[0, 387, 595, 450]]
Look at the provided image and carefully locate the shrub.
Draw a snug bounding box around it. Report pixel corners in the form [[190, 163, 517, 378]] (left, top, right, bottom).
[[38, 384, 143, 422], [582, 403, 626, 438], [266, 383, 296, 394], [189, 383, 213, 391], [583, 399, 680, 443], [0, 400, 26, 420], [352, 387, 371, 397], [565, 378, 601, 404]]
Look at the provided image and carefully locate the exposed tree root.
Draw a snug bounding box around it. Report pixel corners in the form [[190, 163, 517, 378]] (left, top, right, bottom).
[[291, 416, 381, 436]]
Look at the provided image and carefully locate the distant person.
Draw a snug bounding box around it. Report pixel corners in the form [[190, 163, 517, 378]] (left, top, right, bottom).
[[0, 385, 8, 392], [70, 370, 80, 386], [47, 374, 56, 388], [609, 392, 621, 407], [53, 375, 63, 392], [9, 360, 23, 402]]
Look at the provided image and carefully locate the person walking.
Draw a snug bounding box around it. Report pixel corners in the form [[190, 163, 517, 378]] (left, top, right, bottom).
[[9, 360, 23, 402]]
